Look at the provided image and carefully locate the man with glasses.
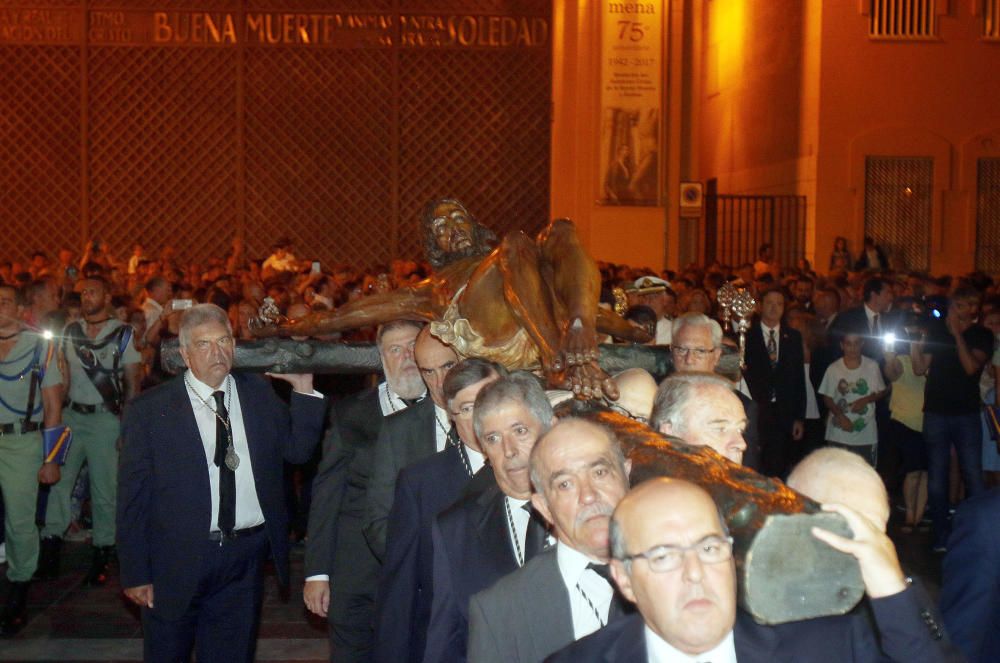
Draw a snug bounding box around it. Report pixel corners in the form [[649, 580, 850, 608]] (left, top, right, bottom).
[[608, 368, 657, 424], [548, 477, 959, 662], [117, 304, 326, 662], [669, 313, 760, 468]]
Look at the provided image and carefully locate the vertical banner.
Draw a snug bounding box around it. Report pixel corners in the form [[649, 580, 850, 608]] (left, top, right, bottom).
[[598, 0, 663, 206]]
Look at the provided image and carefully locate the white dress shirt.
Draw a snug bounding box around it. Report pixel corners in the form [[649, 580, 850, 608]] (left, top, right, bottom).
[[864, 304, 880, 334], [465, 446, 486, 475], [505, 496, 531, 566], [655, 317, 673, 345], [556, 542, 615, 639], [184, 371, 264, 532], [377, 380, 425, 416], [433, 404, 450, 453], [646, 627, 736, 663]]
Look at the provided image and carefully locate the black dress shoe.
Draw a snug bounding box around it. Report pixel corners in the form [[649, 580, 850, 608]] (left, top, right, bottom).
[[0, 581, 30, 637], [33, 536, 62, 581], [83, 545, 115, 586]]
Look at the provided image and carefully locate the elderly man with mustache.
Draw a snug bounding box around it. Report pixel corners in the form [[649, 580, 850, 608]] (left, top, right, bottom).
[[467, 417, 633, 663]]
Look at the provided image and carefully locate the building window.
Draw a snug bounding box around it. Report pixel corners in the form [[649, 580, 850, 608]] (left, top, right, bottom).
[[868, 0, 937, 39], [864, 157, 932, 271], [976, 159, 1000, 272], [986, 0, 1000, 39]]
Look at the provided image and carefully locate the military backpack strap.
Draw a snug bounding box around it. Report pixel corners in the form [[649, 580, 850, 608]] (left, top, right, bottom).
[[21, 337, 46, 431], [66, 322, 129, 415]]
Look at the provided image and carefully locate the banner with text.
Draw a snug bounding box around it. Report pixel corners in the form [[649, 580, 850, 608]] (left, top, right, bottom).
[[0, 9, 548, 48], [597, 0, 663, 206]]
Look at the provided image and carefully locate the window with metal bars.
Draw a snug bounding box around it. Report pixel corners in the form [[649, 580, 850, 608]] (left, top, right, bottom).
[[985, 0, 1000, 39], [864, 156, 933, 271], [975, 159, 1000, 272], [868, 0, 937, 39]]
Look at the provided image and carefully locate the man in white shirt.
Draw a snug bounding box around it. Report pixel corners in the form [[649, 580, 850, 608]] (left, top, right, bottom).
[[548, 477, 960, 663], [468, 417, 631, 663], [629, 277, 676, 345], [118, 304, 326, 662]]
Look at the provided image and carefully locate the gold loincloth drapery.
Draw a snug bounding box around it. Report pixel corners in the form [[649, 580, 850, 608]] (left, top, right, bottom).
[[429, 286, 540, 371]]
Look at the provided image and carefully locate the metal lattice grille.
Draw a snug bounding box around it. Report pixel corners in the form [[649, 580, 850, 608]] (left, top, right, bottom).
[[244, 48, 395, 266], [976, 159, 1000, 272], [864, 156, 932, 271], [0, 46, 82, 260], [398, 49, 550, 258], [0, 1, 551, 268], [88, 47, 239, 263]]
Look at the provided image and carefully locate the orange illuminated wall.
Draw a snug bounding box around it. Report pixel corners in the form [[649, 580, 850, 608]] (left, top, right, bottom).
[[814, 0, 1000, 274], [695, 0, 820, 264], [692, 0, 1000, 274]]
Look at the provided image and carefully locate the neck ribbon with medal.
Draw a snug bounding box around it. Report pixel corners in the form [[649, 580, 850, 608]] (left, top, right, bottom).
[[185, 374, 240, 471]]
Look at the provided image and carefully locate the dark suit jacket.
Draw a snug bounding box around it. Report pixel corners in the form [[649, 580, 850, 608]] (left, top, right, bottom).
[[828, 305, 900, 363], [373, 444, 472, 663], [363, 397, 439, 560], [468, 546, 575, 663], [941, 488, 1000, 663], [118, 372, 326, 620], [546, 586, 960, 663], [737, 390, 762, 471], [423, 481, 521, 663], [303, 386, 383, 598], [744, 321, 806, 426]]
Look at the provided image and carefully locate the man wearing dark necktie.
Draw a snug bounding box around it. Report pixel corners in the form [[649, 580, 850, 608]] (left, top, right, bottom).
[[372, 358, 504, 663], [743, 288, 806, 478], [422, 372, 557, 663], [117, 304, 326, 662], [468, 417, 632, 663]]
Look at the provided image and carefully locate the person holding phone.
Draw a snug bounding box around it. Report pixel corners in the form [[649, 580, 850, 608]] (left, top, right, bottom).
[[910, 285, 993, 552]]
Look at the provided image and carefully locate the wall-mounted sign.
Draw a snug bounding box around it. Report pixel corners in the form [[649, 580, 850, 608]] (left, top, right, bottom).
[[597, 0, 663, 207], [0, 8, 548, 49], [679, 181, 703, 217]]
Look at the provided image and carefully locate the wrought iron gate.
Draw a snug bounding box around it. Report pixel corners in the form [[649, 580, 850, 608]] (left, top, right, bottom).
[[704, 179, 806, 269]]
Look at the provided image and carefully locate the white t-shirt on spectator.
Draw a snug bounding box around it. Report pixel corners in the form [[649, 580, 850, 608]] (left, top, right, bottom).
[[818, 356, 885, 446]]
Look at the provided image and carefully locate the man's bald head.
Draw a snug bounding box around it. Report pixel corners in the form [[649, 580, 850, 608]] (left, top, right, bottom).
[[609, 478, 736, 656], [787, 448, 890, 530], [612, 368, 657, 423], [414, 326, 458, 407]]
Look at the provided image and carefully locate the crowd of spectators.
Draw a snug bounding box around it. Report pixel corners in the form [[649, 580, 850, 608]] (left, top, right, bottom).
[[6, 238, 1000, 493], [2, 235, 999, 659]]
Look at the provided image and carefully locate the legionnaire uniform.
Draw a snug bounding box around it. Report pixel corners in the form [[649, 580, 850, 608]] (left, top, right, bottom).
[[0, 328, 63, 634], [39, 317, 139, 584]]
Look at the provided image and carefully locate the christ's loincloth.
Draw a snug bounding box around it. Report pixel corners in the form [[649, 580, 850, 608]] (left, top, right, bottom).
[[429, 286, 541, 371]]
